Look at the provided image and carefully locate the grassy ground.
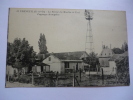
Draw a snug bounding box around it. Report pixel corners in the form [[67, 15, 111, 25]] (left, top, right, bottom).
[[6, 82, 35, 87], [6, 73, 128, 87]]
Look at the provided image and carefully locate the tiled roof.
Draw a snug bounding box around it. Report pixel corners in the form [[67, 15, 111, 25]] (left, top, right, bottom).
[[52, 51, 88, 60]]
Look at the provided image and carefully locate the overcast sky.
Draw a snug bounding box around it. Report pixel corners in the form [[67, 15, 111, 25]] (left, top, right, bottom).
[[8, 8, 128, 54]]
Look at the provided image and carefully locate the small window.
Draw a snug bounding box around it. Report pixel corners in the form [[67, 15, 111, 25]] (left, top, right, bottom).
[[49, 57, 51, 61], [65, 62, 69, 68]]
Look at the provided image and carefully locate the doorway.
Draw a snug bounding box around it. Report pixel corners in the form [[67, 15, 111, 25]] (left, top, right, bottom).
[[41, 66, 43, 72]]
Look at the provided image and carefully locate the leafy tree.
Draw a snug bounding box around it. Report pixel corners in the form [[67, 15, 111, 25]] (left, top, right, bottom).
[[38, 33, 48, 54], [7, 38, 36, 74], [88, 52, 99, 65], [7, 42, 13, 65], [122, 42, 128, 52], [115, 56, 130, 85], [112, 42, 128, 54], [84, 52, 99, 68], [112, 48, 124, 54]]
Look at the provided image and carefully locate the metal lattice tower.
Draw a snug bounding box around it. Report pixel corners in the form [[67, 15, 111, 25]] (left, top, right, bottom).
[[84, 10, 94, 54]]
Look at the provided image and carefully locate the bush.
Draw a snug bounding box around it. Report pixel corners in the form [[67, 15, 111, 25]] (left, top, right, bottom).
[[18, 75, 31, 84], [115, 56, 130, 85]]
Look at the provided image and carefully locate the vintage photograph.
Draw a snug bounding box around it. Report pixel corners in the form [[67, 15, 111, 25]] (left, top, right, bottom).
[[6, 8, 130, 87]]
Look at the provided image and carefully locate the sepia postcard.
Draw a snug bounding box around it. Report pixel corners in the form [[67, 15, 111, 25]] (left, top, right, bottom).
[[6, 8, 130, 87]]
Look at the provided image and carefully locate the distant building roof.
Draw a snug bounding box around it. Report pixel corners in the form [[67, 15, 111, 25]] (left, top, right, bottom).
[[51, 51, 88, 60], [99, 47, 129, 62], [99, 48, 114, 58]]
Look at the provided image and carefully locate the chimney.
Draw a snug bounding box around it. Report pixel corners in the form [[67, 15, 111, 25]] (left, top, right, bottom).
[[110, 44, 111, 49], [102, 41, 104, 49]]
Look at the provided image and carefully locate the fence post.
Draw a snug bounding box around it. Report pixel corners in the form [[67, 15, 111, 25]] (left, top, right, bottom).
[[73, 66, 75, 87], [115, 67, 118, 85], [101, 68, 104, 85], [32, 71, 34, 85], [8, 71, 9, 82], [89, 65, 90, 76], [79, 68, 81, 82], [56, 72, 58, 87], [96, 64, 98, 75]]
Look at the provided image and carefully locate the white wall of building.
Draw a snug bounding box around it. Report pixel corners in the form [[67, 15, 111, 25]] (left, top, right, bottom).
[[69, 62, 77, 69], [101, 61, 117, 75], [43, 55, 84, 73], [61, 62, 83, 73], [36, 66, 41, 72], [6, 65, 18, 76], [43, 55, 62, 73], [69, 62, 82, 70], [33, 65, 50, 73], [61, 62, 65, 73]]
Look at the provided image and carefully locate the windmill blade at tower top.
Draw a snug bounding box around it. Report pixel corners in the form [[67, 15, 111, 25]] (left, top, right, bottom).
[[85, 9, 94, 16], [84, 9, 94, 20]]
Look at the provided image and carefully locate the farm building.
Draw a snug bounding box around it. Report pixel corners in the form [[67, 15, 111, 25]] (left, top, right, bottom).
[[6, 56, 50, 76], [32, 62, 50, 73], [43, 51, 89, 73], [6, 65, 18, 76], [99, 47, 128, 75], [6, 63, 50, 76]]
